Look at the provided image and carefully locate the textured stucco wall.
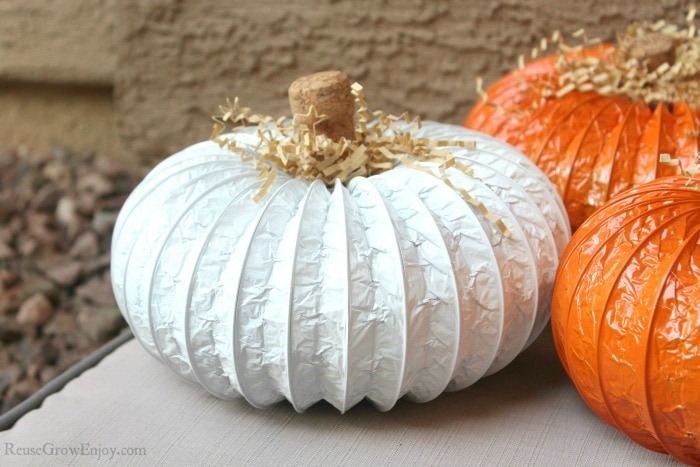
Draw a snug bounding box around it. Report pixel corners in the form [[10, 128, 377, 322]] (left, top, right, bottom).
[[0, 0, 132, 163], [1, 0, 689, 163], [117, 0, 687, 162], [0, 0, 117, 86]]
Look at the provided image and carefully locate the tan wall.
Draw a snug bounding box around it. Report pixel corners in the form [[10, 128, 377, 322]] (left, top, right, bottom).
[[0, 0, 133, 164], [2, 0, 689, 164]]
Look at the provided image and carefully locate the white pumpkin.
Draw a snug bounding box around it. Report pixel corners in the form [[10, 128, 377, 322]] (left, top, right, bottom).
[[111, 118, 570, 413]]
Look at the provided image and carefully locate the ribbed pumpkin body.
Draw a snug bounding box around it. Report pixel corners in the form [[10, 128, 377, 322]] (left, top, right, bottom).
[[465, 49, 699, 230], [551, 176, 700, 464], [111, 121, 569, 413]]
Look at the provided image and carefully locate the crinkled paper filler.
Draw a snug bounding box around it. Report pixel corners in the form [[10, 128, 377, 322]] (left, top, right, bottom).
[[210, 83, 512, 237]]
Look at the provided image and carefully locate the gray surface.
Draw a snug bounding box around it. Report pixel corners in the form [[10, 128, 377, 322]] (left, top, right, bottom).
[[0, 327, 679, 466]]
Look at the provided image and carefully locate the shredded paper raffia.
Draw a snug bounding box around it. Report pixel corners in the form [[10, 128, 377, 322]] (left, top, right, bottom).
[[210, 83, 512, 237], [478, 5, 700, 109], [660, 152, 700, 189]]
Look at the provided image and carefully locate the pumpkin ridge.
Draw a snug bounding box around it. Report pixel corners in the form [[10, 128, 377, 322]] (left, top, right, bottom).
[[346, 177, 408, 411], [551, 190, 700, 375], [643, 220, 700, 461], [283, 180, 330, 411], [558, 189, 700, 428], [146, 172, 264, 385], [391, 173, 463, 400], [231, 179, 308, 408], [391, 170, 469, 392], [528, 93, 604, 190], [601, 102, 649, 203], [593, 211, 698, 452], [526, 92, 601, 167], [591, 100, 635, 207], [560, 98, 627, 221], [120, 166, 260, 361], [183, 178, 267, 400]]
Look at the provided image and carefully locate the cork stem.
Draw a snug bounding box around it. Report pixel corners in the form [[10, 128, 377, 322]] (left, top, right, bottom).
[[626, 32, 675, 71], [288, 71, 356, 142]]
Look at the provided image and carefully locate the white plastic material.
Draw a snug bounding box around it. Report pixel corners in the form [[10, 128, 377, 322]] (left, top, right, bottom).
[[111, 122, 570, 413]]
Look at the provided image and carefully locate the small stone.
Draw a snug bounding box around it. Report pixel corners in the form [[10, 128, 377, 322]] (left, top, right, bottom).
[[32, 184, 61, 212], [39, 366, 59, 384], [0, 226, 13, 245], [0, 189, 20, 223], [83, 253, 111, 277], [75, 192, 97, 217], [91, 210, 119, 235], [38, 340, 59, 366], [76, 276, 114, 307], [44, 310, 78, 336], [17, 237, 38, 257], [69, 231, 100, 259], [19, 272, 61, 303], [0, 270, 19, 288], [77, 305, 125, 343], [38, 257, 83, 287], [0, 317, 24, 342], [0, 239, 13, 261], [4, 377, 42, 411], [94, 154, 125, 178], [0, 286, 21, 315], [26, 212, 57, 252], [43, 161, 70, 185], [26, 363, 40, 380], [77, 173, 114, 198], [16, 293, 54, 326], [55, 196, 77, 227]]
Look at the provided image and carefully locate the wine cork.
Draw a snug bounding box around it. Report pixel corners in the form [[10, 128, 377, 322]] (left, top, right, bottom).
[[627, 32, 675, 71], [288, 71, 355, 141]]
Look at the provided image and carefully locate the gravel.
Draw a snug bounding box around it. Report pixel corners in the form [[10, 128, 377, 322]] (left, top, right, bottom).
[[0, 147, 142, 415]]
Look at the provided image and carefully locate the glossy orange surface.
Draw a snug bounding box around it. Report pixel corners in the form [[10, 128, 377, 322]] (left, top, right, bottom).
[[551, 176, 700, 464], [464, 48, 699, 230]]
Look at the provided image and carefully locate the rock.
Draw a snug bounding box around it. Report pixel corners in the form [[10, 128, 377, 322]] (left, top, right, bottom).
[[19, 272, 61, 303], [0, 286, 21, 315], [0, 270, 19, 288], [37, 257, 83, 287], [0, 317, 24, 343], [44, 310, 78, 336], [16, 293, 54, 326], [55, 196, 77, 227], [42, 161, 70, 185], [17, 237, 38, 257], [94, 154, 126, 179], [32, 184, 61, 212], [38, 340, 59, 366], [69, 231, 99, 259], [75, 192, 97, 217], [83, 252, 111, 277], [91, 210, 119, 235], [77, 173, 114, 198], [77, 305, 125, 343], [0, 189, 20, 223], [3, 377, 42, 411], [76, 276, 114, 307], [0, 146, 138, 415], [26, 212, 59, 255], [0, 239, 13, 261], [39, 366, 60, 384]]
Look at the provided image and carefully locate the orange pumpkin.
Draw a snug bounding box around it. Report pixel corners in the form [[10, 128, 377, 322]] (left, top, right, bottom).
[[465, 19, 700, 230], [551, 175, 700, 464]]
